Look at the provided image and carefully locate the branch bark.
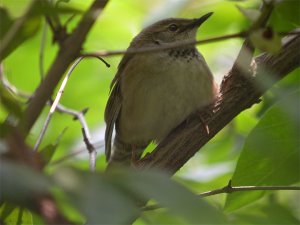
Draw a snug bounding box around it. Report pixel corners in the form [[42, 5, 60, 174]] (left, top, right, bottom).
[[137, 34, 300, 174], [18, 0, 109, 136]]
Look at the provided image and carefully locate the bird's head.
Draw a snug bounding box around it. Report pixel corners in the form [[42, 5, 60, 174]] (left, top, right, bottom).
[[132, 12, 213, 47]]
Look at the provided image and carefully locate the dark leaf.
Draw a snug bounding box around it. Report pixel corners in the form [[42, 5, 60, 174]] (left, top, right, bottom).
[[225, 91, 300, 211], [39, 128, 67, 166], [230, 196, 300, 224], [275, 0, 300, 26], [0, 84, 23, 119], [54, 168, 140, 225], [0, 160, 51, 204], [0, 6, 41, 60], [108, 168, 228, 224], [54, 168, 228, 224]]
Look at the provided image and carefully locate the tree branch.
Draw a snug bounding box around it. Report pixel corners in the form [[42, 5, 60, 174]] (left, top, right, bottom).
[[137, 33, 300, 173], [33, 57, 84, 151], [82, 31, 247, 58], [199, 184, 300, 197], [18, 0, 109, 136], [1, 59, 104, 172], [81, 31, 299, 58], [33, 55, 108, 171]]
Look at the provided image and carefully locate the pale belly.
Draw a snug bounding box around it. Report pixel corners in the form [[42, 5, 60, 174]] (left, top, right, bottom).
[[117, 53, 215, 146]]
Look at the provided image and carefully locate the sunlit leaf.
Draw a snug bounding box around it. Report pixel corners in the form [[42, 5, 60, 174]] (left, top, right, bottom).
[[225, 91, 300, 211], [0, 1, 82, 60], [0, 204, 33, 225], [236, 5, 260, 22]]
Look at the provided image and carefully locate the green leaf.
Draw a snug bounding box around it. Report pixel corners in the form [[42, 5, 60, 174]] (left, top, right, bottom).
[[0, 84, 22, 119], [0, 160, 51, 204], [35, 1, 84, 17], [230, 196, 300, 224], [236, 5, 261, 22], [275, 0, 300, 26], [249, 27, 282, 54], [54, 168, 140, 225], [54, 168, 228, 224], [0, 7, 13, 40], [110, 169, 228, 224], [39, 144, 58, 166], [0, 204, 33, 225], [141, 209, 187, 225], [39, 128, 67, 166], [0, 7, 41, 60], [225, 91, 300, 211]]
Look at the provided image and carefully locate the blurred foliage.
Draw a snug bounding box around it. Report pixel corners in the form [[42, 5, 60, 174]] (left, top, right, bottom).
[[225, 90, 300, 211], [0, 0, 299, 224]]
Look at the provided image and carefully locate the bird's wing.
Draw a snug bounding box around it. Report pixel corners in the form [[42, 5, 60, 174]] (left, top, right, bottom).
[[104, 52, 133, 161], [104, 81, 121, 161]]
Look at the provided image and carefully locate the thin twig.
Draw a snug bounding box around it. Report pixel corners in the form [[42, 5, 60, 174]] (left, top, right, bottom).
[[50, 140, 104, 166], [33, 55, 109, 170], [200, 185, 300, 197], [0, 64, 31, 99], [36, 14, 102, 171], [82, 32, 247, 58], [2, 58, 105, 171], [82, 30, 300, 58], [18, 0, 109, 136], [55, 103, 97, 172], [33, 57, 83, 151], [82, 128, 97, 172], [50, 149, 86, 165], [142, 182, 300, 211], [44, 0, 67, 44]]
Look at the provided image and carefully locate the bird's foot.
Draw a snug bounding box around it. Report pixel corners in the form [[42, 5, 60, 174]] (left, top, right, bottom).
[[130, 144, 140, 167], [197, 112, 210, 135]]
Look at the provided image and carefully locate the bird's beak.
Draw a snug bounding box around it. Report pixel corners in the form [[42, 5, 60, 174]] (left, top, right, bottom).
[[179, 12, 213, 32]]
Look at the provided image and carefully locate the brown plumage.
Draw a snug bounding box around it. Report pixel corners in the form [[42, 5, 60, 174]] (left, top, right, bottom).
[[105, 13, 218, 167]]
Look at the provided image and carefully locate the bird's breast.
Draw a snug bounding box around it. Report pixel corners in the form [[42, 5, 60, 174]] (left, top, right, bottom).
[[118, 50, 215, 146]]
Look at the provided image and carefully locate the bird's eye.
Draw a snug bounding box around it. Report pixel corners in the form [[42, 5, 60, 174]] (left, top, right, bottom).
[[168, 24, 178, 32]]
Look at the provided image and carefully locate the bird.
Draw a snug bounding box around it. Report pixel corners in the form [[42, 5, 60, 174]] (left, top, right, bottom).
[[104, 12, 218, 167]]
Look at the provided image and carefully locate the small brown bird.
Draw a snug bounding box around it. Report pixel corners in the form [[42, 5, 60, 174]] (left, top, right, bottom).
[[105, 13, 218, 167]]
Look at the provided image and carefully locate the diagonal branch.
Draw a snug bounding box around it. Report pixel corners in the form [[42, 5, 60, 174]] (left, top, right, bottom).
[[137, 33, 300, 173]]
